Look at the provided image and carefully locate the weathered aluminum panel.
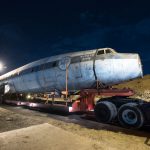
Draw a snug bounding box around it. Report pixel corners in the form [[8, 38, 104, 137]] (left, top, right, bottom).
[[12, 76, 27, 92], [78, 60, 95, 89], [95, 53, 143, 85], [54, 55, 95, 91], [37, 70, 47, 92], [22, 73, 40, 92], [68, 61, 83, 90], [0, 48, 143, 93], [43, 68, 57, 91]]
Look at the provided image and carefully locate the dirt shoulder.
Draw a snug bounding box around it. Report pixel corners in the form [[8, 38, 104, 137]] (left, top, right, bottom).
[[0, 123, 104, 150], [114, 75, 150, 101], [0, 106, 150, 150]]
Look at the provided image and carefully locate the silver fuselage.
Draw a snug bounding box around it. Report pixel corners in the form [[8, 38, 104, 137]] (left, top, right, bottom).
[[0, 48, 143, 93]]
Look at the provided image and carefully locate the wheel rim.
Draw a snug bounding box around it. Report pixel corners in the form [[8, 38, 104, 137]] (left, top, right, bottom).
[[122, 109, 137, 125]]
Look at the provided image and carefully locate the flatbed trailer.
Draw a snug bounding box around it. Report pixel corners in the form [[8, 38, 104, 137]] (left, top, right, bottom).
[[3, 88, 150, 129]]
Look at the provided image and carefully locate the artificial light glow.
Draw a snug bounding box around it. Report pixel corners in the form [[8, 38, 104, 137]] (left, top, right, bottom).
[[69, 106, 73, 112], [0, 62, 3, 71], [26, 94, 31, 99], [4, 84, 10, 93]]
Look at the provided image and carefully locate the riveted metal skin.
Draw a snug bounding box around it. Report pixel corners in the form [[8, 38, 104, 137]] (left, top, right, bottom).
[[0, 48, 143, 93]]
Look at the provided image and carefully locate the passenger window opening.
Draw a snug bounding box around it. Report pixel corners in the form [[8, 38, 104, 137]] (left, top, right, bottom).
[[97, 50, 105, 55], [105, 49, 112, 54], [31, 68, 34, 72], [39, 64, 45, 71], [52, 62, 57, 67]]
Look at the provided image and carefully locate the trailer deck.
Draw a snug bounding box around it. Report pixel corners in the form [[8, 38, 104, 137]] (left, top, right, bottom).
[[3, 88, 150, 129]]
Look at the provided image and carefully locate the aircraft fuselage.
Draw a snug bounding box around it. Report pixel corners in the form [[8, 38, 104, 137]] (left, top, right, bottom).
[[0, 48, 143, 93]]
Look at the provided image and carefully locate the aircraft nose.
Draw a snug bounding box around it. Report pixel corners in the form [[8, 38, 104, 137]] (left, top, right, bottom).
[[113, 53, 143, 84], [126, 54, 143, 79], [137, 54, 143, 78], [95, 53, 143, 86]]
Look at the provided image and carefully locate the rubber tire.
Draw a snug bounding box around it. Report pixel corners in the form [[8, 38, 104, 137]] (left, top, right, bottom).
[[118, 103, 144, 129], [94, 101, 117, 123]]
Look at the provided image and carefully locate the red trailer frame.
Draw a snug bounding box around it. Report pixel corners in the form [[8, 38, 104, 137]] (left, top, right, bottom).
[[4, 88, 134, 113], [70, 88, 134, 112]]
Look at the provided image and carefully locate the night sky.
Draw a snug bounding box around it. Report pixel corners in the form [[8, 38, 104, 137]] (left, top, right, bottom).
[[0, 0, 150, 74]]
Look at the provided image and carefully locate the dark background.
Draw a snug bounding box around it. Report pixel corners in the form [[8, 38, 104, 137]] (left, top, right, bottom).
[[0, 0, 149, 74]]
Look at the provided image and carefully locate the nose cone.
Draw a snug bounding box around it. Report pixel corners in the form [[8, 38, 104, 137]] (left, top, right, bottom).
[[95, 53, 143, 86], [111, 53, 143, 84], [125, 54, 143, 78], [137, 55, 143, 78]]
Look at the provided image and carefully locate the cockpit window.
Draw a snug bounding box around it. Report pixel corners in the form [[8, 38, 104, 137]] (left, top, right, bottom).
[[105, 49, 112, 54], [97, 50, 105, 55]]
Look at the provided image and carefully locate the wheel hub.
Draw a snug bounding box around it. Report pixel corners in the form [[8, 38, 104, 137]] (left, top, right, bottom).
[[122, 109, 137, 125]]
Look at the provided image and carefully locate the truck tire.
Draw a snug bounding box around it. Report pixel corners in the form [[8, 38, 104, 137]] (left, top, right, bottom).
[[94, 101, 117, 123], [118, 103, 144, 129]]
